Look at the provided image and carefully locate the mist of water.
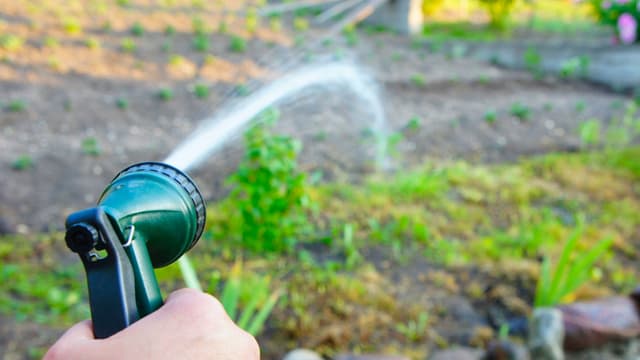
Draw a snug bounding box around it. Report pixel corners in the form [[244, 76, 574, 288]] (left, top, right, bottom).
[[163, 62, 387, 172]]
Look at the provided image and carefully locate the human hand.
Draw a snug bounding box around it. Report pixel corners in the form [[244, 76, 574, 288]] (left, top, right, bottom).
[[44, 288, 260, 360]]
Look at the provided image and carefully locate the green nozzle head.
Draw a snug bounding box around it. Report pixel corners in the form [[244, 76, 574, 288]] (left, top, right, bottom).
[[98, 162, 206, 268]]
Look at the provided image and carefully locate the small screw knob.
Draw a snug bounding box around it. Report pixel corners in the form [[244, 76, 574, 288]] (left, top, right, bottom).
[[65, 223, 99, 254]]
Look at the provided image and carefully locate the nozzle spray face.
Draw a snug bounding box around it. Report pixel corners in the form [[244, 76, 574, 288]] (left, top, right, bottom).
[[64, 162, 206, 338]]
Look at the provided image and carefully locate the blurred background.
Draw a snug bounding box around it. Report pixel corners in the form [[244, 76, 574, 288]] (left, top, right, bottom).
[[0, 0, 639, 359]]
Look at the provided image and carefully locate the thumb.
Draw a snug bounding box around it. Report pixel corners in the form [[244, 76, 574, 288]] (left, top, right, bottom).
[[58, 320, 95, 342]]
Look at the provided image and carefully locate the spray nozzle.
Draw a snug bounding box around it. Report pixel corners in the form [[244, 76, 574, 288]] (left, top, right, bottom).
[[65, 162, 206, 338]]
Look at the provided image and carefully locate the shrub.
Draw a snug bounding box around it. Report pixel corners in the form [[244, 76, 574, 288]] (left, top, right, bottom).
[[478, 0, 517, 31], [227, 108, 313, 253], [590, 0, 639, 44]]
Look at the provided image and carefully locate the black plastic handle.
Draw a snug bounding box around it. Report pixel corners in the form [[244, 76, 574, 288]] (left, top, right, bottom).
[[65, 207, 140, 338]]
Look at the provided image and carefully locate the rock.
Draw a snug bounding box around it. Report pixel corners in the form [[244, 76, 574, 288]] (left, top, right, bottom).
[[428, 347, 483, 360], [528, 308, 564, 360], [333, 355, 409, 360], [283, 349, 323, 360], [559, 296, 640, 351], [483, 340, 529, 360]]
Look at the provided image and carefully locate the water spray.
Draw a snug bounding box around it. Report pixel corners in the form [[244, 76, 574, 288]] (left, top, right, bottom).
[[64, 162, 206, 338]]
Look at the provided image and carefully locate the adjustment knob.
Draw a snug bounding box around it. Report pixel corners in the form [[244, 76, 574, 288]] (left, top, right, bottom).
[[66, 223, 99, 254]]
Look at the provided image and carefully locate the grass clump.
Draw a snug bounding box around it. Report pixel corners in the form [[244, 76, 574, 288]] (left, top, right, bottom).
[[11, 155, 33, 171], [156, 88, 174, 101], [229, 36, 247, 53]]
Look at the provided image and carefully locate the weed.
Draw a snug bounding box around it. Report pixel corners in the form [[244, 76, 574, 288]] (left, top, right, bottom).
[[405, 117, 422, 132], [120, 38, 136, 53], [575, 101, 586, 113], [293, 17, 310, 32], [161, 41, 171, 52], [156, 88, 174, 101], [396, 311, 429, 342], [43, 37, 59, 48], [81, 137, 101, 156], [11, 155, 33, 171], [0, 35, 24, 51], [130, 22, 145, 36], [192, 17, 207, 35], [6, 100, 26, 112], [411, 74, 426, 87], [246, 12, 259, 34], [270, 18, 282, 32], [478, 0, 516, 30], [226, 108, 313, 253], [192, 35, 209, 52], [579, 119, 600, 147], [116, 98, 129, 110], [343, 25, 358, 47], [523, 47, 542, 78], [534, 219, 613, 307], [484, 110, 497, 124], [560, 56, 590, 78], [116, 0, 131, 7], [235, 83, 250, 96], [342, 223, 362, 269], [165, 25, 176, 36], [84, 38, 100, 50], [218, 21, 228, 34], [62, 18, 82, 35], [229, 36, 247, 53], [510, 102, 531, 121], [193, 83, 210, 99]]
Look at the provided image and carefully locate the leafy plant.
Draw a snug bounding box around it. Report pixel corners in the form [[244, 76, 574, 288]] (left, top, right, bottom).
[[293, 17, 310, 31], [156, 88, 174, 101], [405, 117, 422, 132], [217, 261, 281, 336], [510, 102, 531, 121], [560, 56, 590, 78], [410, 74, 426, 87], [116, 98, 129, 110], [12, 155, 33, 171], [192, 17, 207, 35], [62, 18, 82, 35], [84, 38, 100, 50], [229, 36, 247, 53], [227, 108, 313, 253], [341, 223, 362, 269], [120, 38, 136, 53], [165, 24, 176, 36], [0, 35, 24, 51], [523, 47, 542, 78], [534, 219, 613, 307], [478, 0, 517, 31], [81, 137, 101, 156], [396, 312, 429, 342], [192, 35, 209, 52], [579, 119, 601, 146], [6, 100, 26, 112], [130, 22, 145, 36], [193, 83, 210, 99], [484, 109, 497, 124]]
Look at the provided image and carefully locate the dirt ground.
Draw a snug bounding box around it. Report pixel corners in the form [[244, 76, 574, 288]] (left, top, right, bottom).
[[0, 1, 636, 358]]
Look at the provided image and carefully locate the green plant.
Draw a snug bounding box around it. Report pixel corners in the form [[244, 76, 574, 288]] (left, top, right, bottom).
[[405, 117, 422, 132], [560, 56, 590, 78], [342, 223, 362, 269], [116, 98, 129, 110], [0, 35, 24, 51], [43, 37, 59, 48], [120, 38, 136, 53], [523, 47, 542, 78], [11, 155, 33, 171], [62, 18, 82, 35], [343, 25, 358, 46], [235, 83, 250, 96], [192, 35, 209, 52], [217, 261, 281, 336], [116, 0, 131, 7], [478, 0, 517, 30], [192, 17, 207, 35], [165, 24, 176, 36], [84, 37, 100, 50], [193, 83, 210, 99], [575, 101, 586, 113], [130, 21, 145, 36], [484, 109, 497, 124], [293, 17, 310, 31], [6, 100, 26, 112], [410, 74, 426, 87], [510, 102, 531, 121], [156, 88, 174, 101], [396, 311, 429, 342], [229, 36, 247, 53], [579, 119, 601, 146], [81, 137, 101, 156], [534, 219, 613, 307], [227, 108, 312, 253]]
